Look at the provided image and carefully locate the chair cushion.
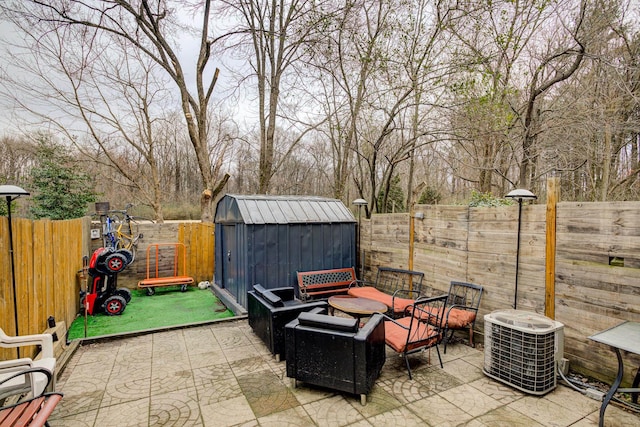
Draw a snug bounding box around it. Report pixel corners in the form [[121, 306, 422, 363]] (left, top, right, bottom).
[[445, 308, 476, 328], [348, 287, 414, 314], [384, 317, 438, 353], [410, 305, 442, 322], [412, 306, 475, 329], [297, 312, 358, 332]]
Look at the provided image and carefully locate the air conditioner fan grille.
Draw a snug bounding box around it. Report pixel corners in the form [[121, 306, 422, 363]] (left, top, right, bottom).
[[483, 310, 563, 395], [486, 324, 556, 392]]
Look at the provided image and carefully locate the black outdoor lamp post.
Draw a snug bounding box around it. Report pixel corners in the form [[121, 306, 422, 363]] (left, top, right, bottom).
[[352, 198, 367, 280], [505, 189, 537, 310], [0, 184, 30, 357]]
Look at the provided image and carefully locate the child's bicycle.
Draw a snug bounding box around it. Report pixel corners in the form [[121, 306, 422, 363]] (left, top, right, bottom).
[[102, 204, 151, 262]]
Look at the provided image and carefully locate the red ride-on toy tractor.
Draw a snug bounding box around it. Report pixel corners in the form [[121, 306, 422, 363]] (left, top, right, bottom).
[[81, 247, 134, 315]]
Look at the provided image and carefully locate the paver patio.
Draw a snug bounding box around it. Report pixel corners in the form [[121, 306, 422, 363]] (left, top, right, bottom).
[[48, 318, 640, 426]]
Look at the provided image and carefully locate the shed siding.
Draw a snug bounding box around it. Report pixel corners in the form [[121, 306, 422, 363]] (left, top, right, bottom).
[[214, 195, 356, 308]]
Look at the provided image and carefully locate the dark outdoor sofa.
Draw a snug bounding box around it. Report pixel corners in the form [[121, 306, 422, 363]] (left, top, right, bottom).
[[285, 311, 386, 405], [247, 284, 327, 361]]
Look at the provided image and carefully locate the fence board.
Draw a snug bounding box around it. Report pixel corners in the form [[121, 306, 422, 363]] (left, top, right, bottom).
[[1, 217, 213, 361], [0, 217, 83, 360], [17, 219, 33, 337], [179, 222, 215, 283], [4, 200, 640, 387], [89, 221, 215, 289], [31, 220, 46, 336], [360, 201, 640, 386]]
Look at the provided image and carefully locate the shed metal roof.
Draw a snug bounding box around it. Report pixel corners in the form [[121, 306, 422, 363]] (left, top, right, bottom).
[[217, 194, 356, 224]]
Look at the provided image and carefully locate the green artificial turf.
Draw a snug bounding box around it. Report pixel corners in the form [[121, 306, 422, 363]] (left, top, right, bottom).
[[68, 287, 235, 340]]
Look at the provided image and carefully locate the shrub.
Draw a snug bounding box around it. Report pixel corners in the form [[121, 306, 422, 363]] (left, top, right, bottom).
[[468, 190, 512, 207]]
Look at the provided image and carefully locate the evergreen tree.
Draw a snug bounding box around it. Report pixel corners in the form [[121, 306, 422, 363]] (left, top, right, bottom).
[[378, 175, 406, 213], [30, 138, 97, 219], [418, 187, 441, 205]]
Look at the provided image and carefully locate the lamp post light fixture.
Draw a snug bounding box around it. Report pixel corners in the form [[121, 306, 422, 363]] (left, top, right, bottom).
[[505, 189, 536, 310], [352, 198, 368, 280], [0, 185, 30, 357]]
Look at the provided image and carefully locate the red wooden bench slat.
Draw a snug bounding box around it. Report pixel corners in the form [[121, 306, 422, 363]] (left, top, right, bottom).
[[0, 392, 62, 427], [0, 398, 41, 426], [30, 394, 62, 427]]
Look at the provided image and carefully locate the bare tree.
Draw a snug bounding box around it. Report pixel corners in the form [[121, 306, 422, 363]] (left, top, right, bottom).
[[1, 21, 178, 220], [0, 136, 35, 189], [306, 0, 453, 214], [518, 3, 586, 189], [446, 0, 586, 194], [2, 0, 638, 209], [217, 0, 325, 193], [539, 0, 640, 201], [1, 0, 229, 221], [386, 0, 454, 209], [307, 0, 379, 204]]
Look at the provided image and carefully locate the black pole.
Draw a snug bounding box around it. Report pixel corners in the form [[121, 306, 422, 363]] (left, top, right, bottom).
[[357, 206, 363, 279], [6, 195, 20, 358], [514, 199, 523, 310]]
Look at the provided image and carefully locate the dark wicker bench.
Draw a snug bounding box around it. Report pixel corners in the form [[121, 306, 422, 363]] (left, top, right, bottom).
[[296, 267, 356, 301]]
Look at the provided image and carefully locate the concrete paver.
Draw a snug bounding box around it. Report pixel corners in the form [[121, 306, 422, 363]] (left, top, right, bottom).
[[48, 319, 640, 426]]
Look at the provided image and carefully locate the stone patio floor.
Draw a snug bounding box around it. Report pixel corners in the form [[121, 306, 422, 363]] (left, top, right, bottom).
[[47, 318, 640, 426]]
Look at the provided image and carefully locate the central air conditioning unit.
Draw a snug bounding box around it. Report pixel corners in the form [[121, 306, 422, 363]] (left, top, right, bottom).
[[483, 309, 564, 395]]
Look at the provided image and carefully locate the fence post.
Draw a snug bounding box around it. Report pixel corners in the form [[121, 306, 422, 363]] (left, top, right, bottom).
[[407, 184, 426, 273], [408, 210, 415, 271], [545, 175, 560, 319]]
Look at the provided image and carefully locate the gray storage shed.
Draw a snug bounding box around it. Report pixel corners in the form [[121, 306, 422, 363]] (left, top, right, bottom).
[[214, 194, 357, 309]]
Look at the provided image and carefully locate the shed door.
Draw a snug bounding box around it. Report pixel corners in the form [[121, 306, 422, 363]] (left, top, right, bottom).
[[221, 225, 239, 300]]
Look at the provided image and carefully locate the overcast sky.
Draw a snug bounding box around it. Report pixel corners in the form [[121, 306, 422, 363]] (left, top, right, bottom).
[[0, 4, 257, 138]]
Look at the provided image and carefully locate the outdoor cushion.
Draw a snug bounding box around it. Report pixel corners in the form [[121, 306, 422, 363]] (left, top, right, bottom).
[[384, 317, 439, 353], [348, 286, 414, 314], [297, 312, 358, 333], [282, 299, 303, 308], [445, 308, 476, 328], [412, 302, 476, 328]]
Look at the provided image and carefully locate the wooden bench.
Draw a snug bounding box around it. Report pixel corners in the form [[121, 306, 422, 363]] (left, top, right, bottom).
[[296, 267, 356, 301], [0, 368, 62, 427], [348, 266, 425, 317]]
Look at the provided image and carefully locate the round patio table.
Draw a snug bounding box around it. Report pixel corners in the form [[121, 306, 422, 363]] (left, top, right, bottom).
[[328, 295, 387, 320]]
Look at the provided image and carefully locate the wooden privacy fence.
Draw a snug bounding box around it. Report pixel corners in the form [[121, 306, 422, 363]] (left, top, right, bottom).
[[0, 217, 89, 360], [3, 200, 639, 386], [1, 218, 215, 361], [360, 196, 640, 385]]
